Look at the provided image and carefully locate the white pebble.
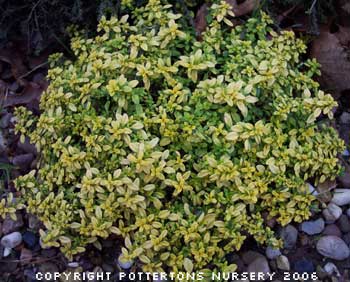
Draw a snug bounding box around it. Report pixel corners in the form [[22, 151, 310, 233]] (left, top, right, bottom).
[[68, 262, 79, 268], [324, 262, 340, 276], [332, 189, 350, 206], [342, 149, 350, 157], [1, 232, 22, 249], [3, 247, 11, 257], [118, 254, 133, 269]]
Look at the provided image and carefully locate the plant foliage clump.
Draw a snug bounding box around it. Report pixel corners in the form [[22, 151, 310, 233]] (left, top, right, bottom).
[[10, 0, 344, 273]]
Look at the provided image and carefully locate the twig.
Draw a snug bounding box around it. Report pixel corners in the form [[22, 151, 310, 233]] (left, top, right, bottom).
[[18, 62, 49, 80], [26, 0, 43, 24], [307, 0, 318, 14], [0, 254, 61, 265]]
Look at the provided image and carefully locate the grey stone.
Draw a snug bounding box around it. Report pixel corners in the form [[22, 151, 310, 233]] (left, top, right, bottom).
[[242, 251, 265, 264], [68, 262, 79, 268], [0, 131, 7, 153], [280, 225, 298, 249], [17, 138, 37, 155], [293, 258, 314, 273], [316, 236, 350, 260], [265, 247, 281, 260], [300, 218, 325, 235], [3, 247, 11, 257], [323, 203, 342, 223], [276, 255, 290, 271], [338, 214, 350, 233], [12, 153, 34, 170], [0, 112, 12, 128], [324, 262, 340, 277], [343, 149, 350, 157], [340, 112, 350, 124], [118, 254, 133, 269], [332, 189, 350, 206], [343, 232, 350, 245], [247, 257, 271, 278], [323, 224, 342, 237], [1, 232, 22, 249]]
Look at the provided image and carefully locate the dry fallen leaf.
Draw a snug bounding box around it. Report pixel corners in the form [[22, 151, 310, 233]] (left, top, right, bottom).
[[311, 25, 350, 99], [0, 47, 28, 86], [195, 0, 260, 38], [2, 82, 45, 108]]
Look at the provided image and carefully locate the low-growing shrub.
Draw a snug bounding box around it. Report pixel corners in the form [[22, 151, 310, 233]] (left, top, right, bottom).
[[10, 0, 344, 273]]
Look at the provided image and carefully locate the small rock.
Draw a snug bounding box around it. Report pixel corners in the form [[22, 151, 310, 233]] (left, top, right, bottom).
[[338, 214, 350, 233], [0, 131, 6, 153], [20, 248, 33, 261], [293, 258, 314, 273], [279, 225, 298, 249], [332, 189, 350, 206], [324, 262, 340, 277], [343, 232, 350, 245], [0, 112, 12, 128], [347, 208, 350, 217], [340, 112, 350, 124], [265, 247, 281, 260], [242, 251, 265, 264], [316, 236, 350, 260], [323, 224, 342, 237], [23, 231, 38, 249], [24, 268, 36, 280], [1, 232, 22, 249], [2, 214, 24, 234], [323, 203, 343, 223], [300, 218, 325, 235], [3, 247, 11, 257], [17, 138, 37, 155], [343, 149, 350, 157], [247, 257, 271, 278], [118, 254, 133, 269], [12, 153, 34, 170], [68, 262, 79, 268], [276, 255, 290, 271]]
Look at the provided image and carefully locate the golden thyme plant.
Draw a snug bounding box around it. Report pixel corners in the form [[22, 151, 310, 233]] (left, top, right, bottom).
[[9, 0, 344, 273]]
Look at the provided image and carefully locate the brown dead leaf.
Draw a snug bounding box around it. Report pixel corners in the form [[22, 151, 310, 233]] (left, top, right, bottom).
[[195, 4, 209, 37], [0, 48, 28, 86], [195, 0, 259, 38], [2, 82, 45, 108], [311, 25, 350, 99], [228, 0, 260, 17]]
